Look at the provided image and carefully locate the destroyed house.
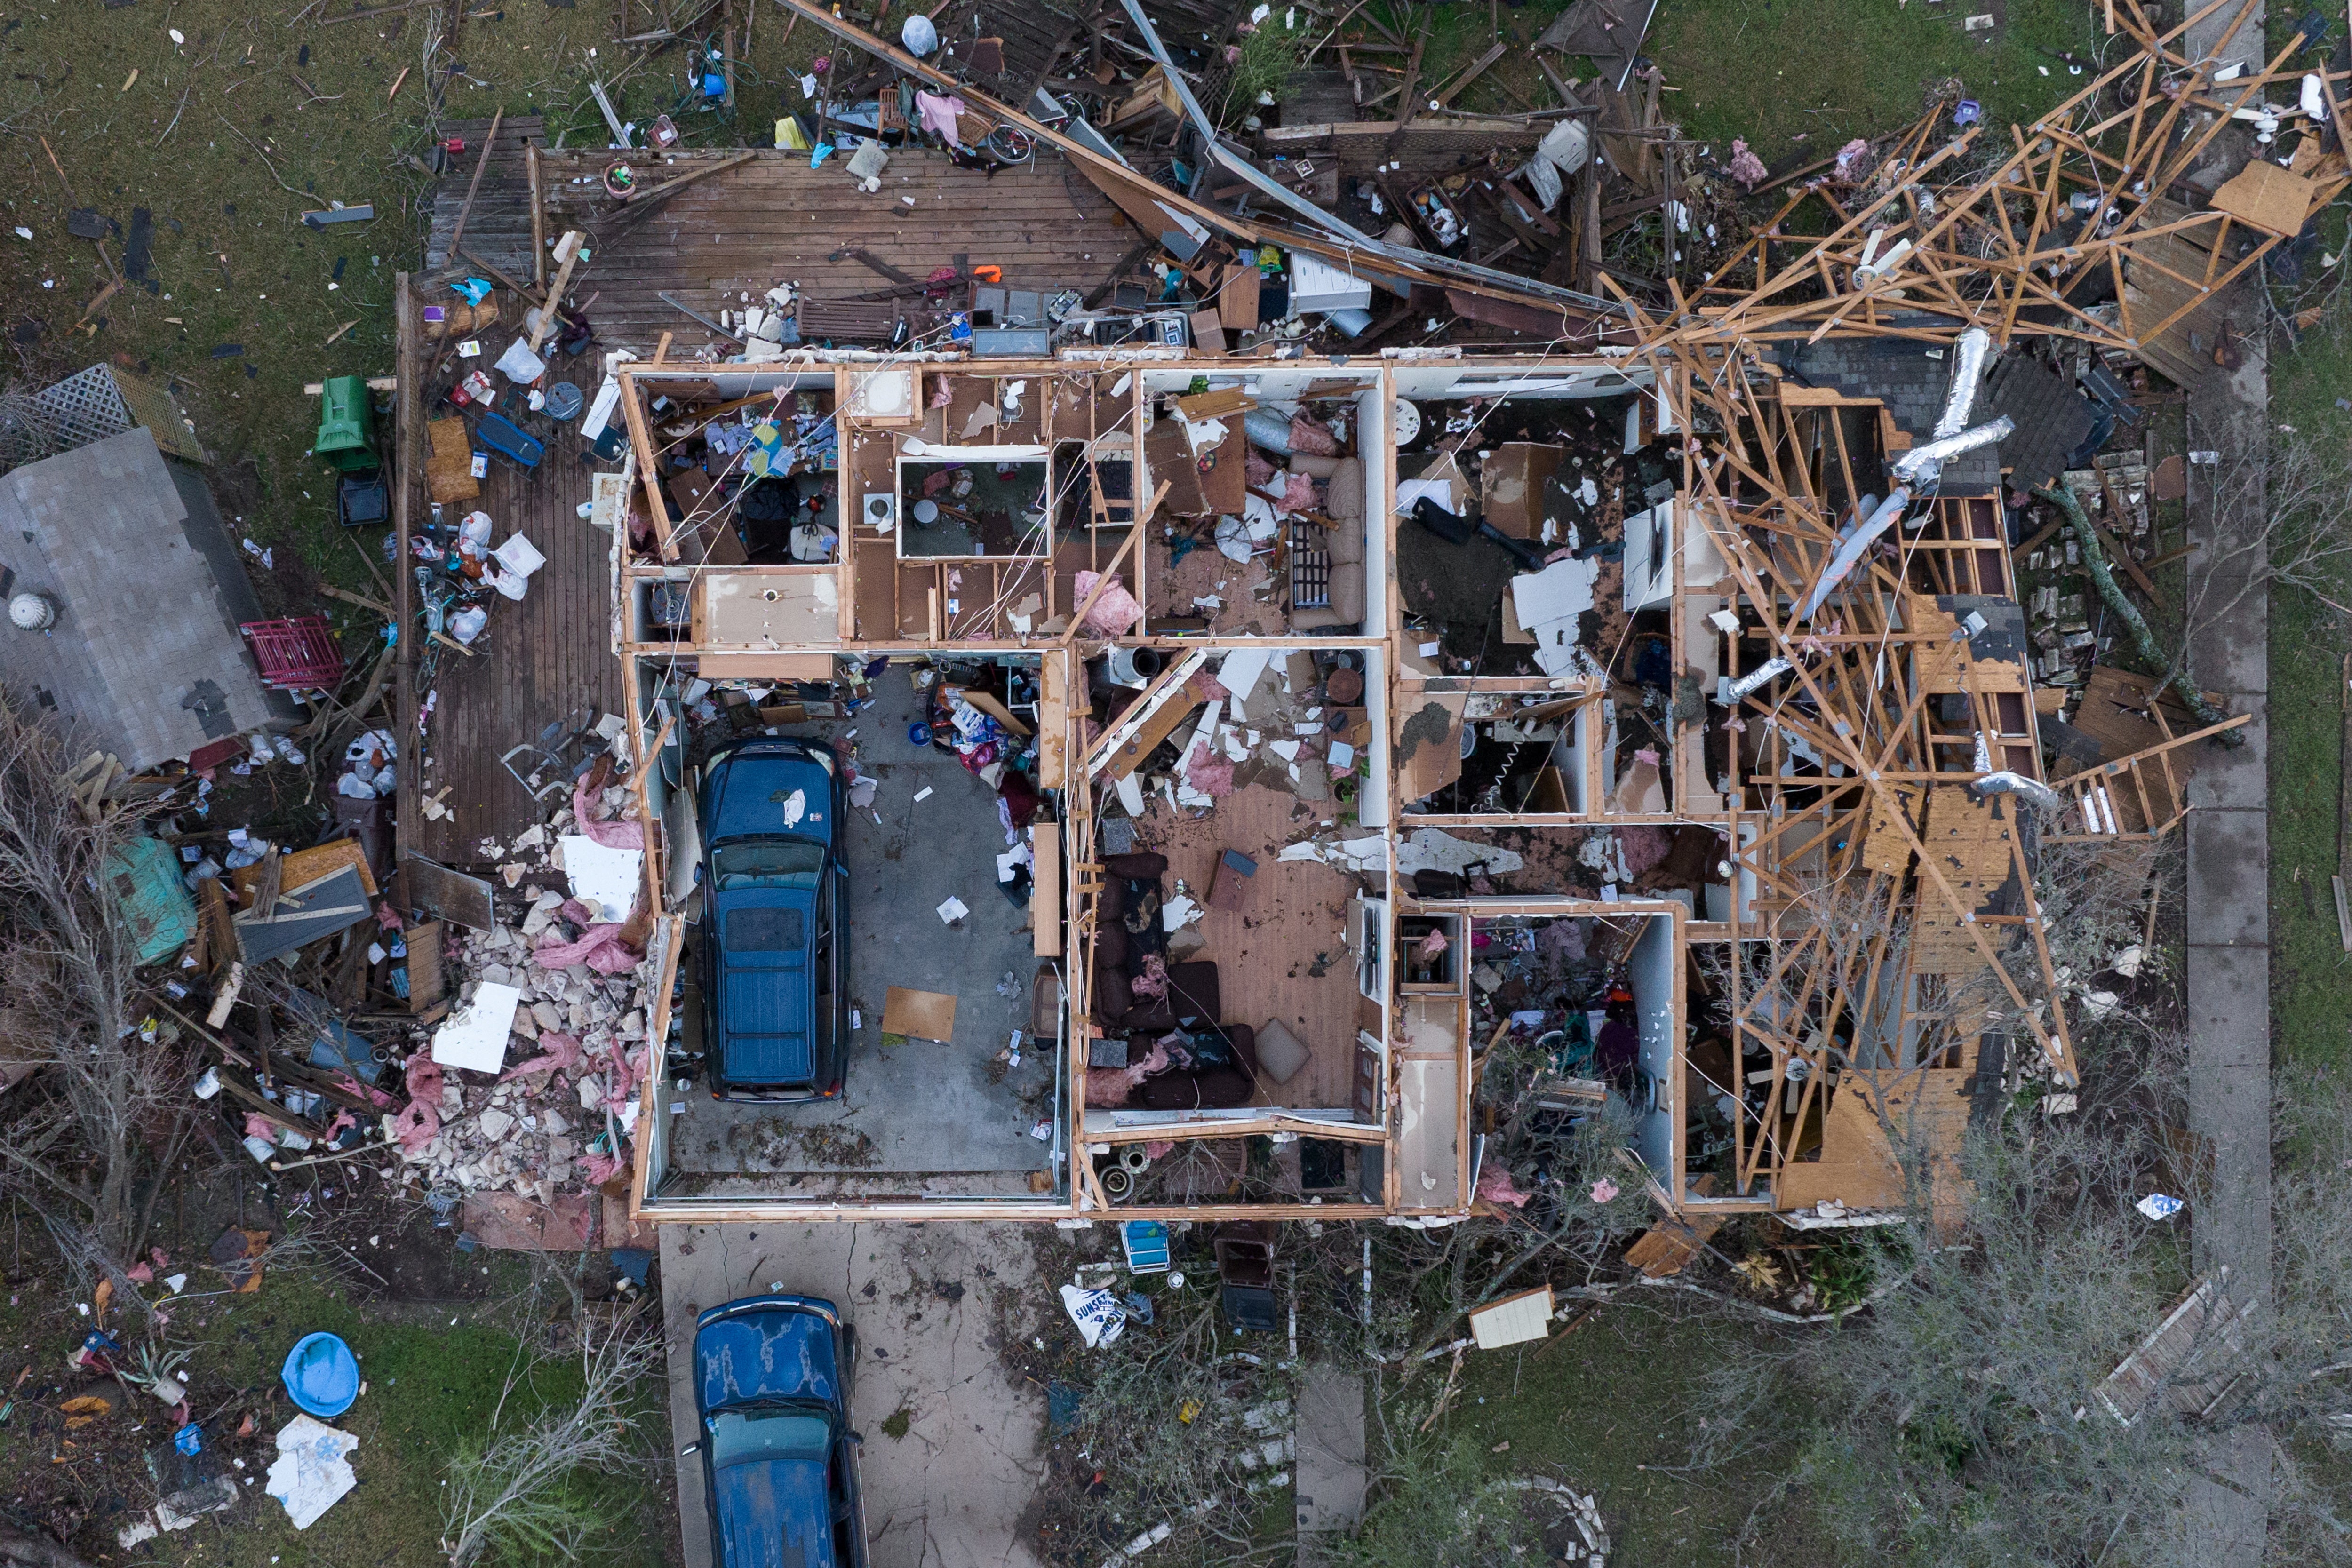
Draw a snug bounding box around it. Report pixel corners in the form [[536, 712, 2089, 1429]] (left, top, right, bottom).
[[373, 8, 2258, 1238]]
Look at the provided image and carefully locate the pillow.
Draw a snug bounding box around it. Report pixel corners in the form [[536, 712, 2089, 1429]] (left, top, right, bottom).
[[1254, 1019, 1309, 1086]]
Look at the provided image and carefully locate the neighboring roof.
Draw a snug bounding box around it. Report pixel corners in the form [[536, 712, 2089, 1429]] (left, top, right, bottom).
[[0, 430, 286, 772]]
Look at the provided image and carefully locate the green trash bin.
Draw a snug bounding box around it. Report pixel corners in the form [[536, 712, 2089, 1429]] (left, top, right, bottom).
[[315, 375, 379, 473]]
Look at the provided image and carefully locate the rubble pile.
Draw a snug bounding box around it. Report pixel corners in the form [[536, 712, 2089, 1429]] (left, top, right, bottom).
[[386, 768, 656, 1200]]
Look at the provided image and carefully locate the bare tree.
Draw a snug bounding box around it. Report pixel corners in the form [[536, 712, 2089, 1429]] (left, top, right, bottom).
[[1683, 1026, 2352, 1568], [0, 697, 198, 1315], [2176, 418, 2352, 677], [439, 1267, 665, 1568]]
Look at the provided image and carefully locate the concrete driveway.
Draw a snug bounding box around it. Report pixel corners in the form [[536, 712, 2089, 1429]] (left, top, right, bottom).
[[660, 1220, 1051, 1568]]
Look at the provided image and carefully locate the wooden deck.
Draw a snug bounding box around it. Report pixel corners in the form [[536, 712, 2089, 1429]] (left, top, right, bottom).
[[424, 121, 1141, 355], [404, 401, 624, 868]]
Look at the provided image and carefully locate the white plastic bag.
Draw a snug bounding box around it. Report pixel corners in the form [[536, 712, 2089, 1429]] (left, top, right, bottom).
[[1060, 1284, 1128, 1349]]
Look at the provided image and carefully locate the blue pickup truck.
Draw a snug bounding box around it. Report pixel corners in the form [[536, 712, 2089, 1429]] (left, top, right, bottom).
[[697, 736, 849, 1102]]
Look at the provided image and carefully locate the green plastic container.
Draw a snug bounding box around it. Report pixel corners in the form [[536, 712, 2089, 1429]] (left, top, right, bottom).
[[106, 835, 197, 967], [314, 375, 379, 472]]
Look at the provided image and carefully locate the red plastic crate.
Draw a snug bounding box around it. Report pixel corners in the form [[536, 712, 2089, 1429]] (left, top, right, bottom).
[[239, 616, 346, 691]]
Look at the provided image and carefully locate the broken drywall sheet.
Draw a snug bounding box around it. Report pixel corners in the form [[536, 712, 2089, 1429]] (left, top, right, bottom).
[[559, 835, 644, 924], [431, 980, 522, 1074], [1395, 694, 1468, 803], [1279, 829, 1523, 876], [1510, 557, 1603, 678], [1218, 647, 1273, 716], [267, 1415, 358, 1530]]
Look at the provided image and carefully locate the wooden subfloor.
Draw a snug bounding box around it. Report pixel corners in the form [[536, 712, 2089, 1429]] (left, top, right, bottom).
[[1130, 782, 1365, 1109]]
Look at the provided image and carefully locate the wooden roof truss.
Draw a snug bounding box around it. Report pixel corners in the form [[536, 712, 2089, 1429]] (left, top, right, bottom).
[[1675, 0, 2350, 351]]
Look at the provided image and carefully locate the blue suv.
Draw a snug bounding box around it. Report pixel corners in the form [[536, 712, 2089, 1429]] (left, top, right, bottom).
[[697, 736, 848, 1101], [693, 1295, 868, 1568]]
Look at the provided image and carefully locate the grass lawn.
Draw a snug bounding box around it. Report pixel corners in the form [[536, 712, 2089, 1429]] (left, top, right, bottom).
[[0, 0, 834, 613], [0, 1255, 667, 1568], [1383, 1302, 1821, 1564], [2258, 324, 2352, 1071], [1653, 0, 2097, 163]]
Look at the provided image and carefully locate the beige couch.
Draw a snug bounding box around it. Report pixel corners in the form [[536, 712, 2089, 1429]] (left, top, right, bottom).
[[1289, 455, 1367, 632]]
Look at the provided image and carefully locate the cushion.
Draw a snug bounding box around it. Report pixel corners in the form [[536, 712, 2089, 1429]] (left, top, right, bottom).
[[1093, 921, 1129, 969], [1097, 876, 1127, 922], [1329, 561, 1366, 623], [1325, 457, 1365, 522], [1135, 1064, 1253, 1110], [1121, 960, 1219, 1033], [1254, 1018, 1309, 1086], [1092, 963, 1132, 1023], [1031, 967, 1066, 1040], [1101, 851, 1169, 881], [1162, 962, 1221, 1026], [1326, 513, 1366, 568]]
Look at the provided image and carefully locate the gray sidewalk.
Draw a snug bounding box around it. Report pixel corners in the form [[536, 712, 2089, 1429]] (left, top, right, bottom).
[[2177, 102, 2274, 1554]]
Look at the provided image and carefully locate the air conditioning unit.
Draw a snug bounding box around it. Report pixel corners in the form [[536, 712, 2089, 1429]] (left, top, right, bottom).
[[860, 493, 898, 534]]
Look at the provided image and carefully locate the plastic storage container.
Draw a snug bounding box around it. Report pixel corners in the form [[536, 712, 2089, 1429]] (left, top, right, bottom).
[[314, 375, 379, 472]]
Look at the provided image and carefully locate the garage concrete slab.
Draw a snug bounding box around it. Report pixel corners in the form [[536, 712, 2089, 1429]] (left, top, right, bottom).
[[661, 1220, 1051, 1568], [668, 667, 1058, 1184]]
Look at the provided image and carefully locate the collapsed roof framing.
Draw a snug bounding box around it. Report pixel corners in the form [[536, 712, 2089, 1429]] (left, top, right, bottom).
[[1671, 1, 2348, 355], [1655, 333, 2080, 1215]]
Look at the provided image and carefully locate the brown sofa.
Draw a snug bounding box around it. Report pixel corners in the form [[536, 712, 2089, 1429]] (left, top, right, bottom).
[[1132, 1024, 1260, 1110], [1092, 959, 1221, 1034]]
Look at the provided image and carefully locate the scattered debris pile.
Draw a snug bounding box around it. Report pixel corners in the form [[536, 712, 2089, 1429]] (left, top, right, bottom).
[[391, 764, 656, 1200]]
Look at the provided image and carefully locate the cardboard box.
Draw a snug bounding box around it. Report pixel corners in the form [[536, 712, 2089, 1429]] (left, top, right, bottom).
[[1481, 443, 1564, 538], [946, 685, 1033, 738]]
